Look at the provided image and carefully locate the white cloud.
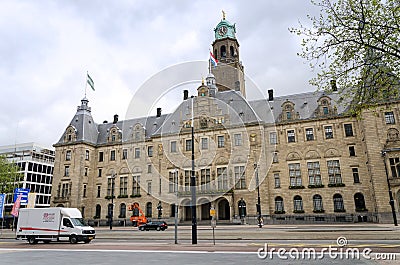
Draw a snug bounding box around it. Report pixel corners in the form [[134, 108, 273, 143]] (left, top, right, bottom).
[[0, 0, 320, 147]]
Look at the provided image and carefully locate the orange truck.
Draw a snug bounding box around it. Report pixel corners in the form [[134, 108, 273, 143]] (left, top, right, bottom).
[[128, 202, 147, 226]]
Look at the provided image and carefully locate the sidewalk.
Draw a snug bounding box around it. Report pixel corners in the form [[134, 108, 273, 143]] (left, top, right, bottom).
[[2, 223, 398, 241]]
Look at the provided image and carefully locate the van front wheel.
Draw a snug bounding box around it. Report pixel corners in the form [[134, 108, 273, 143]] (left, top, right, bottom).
[[69, 235, 78, 244]]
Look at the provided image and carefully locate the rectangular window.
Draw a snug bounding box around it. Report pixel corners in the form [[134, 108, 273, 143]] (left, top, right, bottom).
[[84, 167, 88, 177], [305, 128, 314, 141], [171, 141, 177, 153], [147, 164, 152, 173], [135, 148, 140, 158], [324, 126, 333, 139], [184, 170, 191, 192], [217, 135, 225, 148], [132, 175, 140, 196], [98, 168, 102, 177], [85, 150, 89, 160], [234, 133, 242, 146], [327, 160, 342, 184], [120, 176, 128, 196], [201, 138, 208, 150], [147, 146, 153, 157], [110, 150, 116, 161], [64, 166, 69, 177], [344, 124, 354, 137], [217, 167, 228, 190], [269, 132, 277, 145], [169, 171, 178, 193], [323, 106, 329, 115], [107, 178, 115, 197], [389, 157, 400, 178], [287, 130, 295, 143], [352, 168, 360, 183], [97, 186, 101, 198], [274, 173, 280, 188], [286, 112, 292, 120], [65, 150, 71, 161], [147, 182, 152, 195], [122, 149, 128, 160], [234, 166, 246, 189], [307, 162, 322, 186], [385, 111, 395, 124], [185, 139, 192, 151], [349, 146, 356, 156], [99, 151, 104, 162], [200, 168, 211, 191], [61, 183, 69, 197], [289, 163, 302, 187], [83, 184, 87, 198]]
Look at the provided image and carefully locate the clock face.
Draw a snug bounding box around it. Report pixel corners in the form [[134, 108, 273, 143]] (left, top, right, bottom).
[[218, 26, 227, 36]]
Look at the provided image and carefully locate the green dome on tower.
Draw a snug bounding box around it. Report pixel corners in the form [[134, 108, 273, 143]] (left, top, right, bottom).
[[214, 12, 236, 40]]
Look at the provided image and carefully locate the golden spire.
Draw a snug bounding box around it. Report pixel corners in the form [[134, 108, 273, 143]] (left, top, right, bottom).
[[222, 10, 226, 20], [202, 76, 205, 85]]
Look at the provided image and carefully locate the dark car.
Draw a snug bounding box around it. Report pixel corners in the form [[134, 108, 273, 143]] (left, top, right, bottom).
[[138, 221, 168, 231]]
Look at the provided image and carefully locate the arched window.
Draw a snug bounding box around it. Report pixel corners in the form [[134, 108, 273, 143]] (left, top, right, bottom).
[[119, 203, 126, 218], [146, 202, 152, 217], [220, 45, 226, 57], [313, 194, 323, 212], [354, 193, 366, 211], [275, 196, 284, 213], [333, 194, 345, 212], [230, 46, 235, 57], [293, 195, 303, 212], [95, 204, 101, 218]]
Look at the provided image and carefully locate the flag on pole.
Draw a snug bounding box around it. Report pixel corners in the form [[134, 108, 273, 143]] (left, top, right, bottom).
[[210, 52, 218, 67], [0, 194, 6, 219], [11, 194, 22, 217], [87, 72, 95, 91]]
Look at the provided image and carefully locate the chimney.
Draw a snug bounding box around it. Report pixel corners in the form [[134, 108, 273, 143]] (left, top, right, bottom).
[[156, 108, 162, 117], [113, 114, 118, 124], [268, 89, 274, 101], [330, 80, 338, 92], [183, 90, 189, 100]]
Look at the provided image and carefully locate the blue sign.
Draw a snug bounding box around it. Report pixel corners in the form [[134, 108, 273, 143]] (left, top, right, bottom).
[[0, 194, 6, 219], [14, 188, 30, 206]]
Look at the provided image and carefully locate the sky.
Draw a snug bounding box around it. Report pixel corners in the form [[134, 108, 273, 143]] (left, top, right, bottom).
[[0, 0, 320, 148]]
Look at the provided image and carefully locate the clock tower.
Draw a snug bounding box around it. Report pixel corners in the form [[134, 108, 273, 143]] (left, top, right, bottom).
[[212, 12, 245, 97]]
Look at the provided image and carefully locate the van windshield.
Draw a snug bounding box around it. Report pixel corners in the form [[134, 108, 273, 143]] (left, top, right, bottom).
[[71, 218, 88, 227]]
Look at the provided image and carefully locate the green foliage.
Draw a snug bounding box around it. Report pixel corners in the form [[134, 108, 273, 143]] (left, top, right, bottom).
[[0, 155, 22, 194], [290, 0, 400, 110]]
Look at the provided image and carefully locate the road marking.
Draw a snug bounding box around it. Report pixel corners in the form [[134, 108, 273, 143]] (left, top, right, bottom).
[[0, 248, 257, 255]]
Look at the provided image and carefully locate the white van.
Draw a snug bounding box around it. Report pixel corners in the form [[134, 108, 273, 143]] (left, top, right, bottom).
[[16, 207, 95, 244]]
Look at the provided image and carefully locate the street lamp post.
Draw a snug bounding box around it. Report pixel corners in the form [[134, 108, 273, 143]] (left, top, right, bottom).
[[254, 163, 262, 228], [174, 169, 178, 244], [190, 96, 197, 244], [381, 151, 398, 226], [109, 173, 116, 230]]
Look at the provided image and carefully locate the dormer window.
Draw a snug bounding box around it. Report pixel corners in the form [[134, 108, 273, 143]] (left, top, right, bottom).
[[317, 96, 336, 117], [280, 101, 298, 121], [108, 126, 121, 143], [64, 126, 77, 143]]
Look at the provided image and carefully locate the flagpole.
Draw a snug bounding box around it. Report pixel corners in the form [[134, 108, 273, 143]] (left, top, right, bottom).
[[208, 50, 211, 74], [85, 71, 88, 97]]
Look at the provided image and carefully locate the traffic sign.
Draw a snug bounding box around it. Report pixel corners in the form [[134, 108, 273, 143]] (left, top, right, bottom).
[[14, 188, 30, 206], [210, 208, 216, 217]]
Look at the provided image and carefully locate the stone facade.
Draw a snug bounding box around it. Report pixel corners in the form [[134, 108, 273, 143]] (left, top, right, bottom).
[[51, 16, 400, 225]]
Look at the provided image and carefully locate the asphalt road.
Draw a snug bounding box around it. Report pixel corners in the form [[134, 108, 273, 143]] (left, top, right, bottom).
[[0, 249, 392, 265], [0, 224, 399, 264]]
